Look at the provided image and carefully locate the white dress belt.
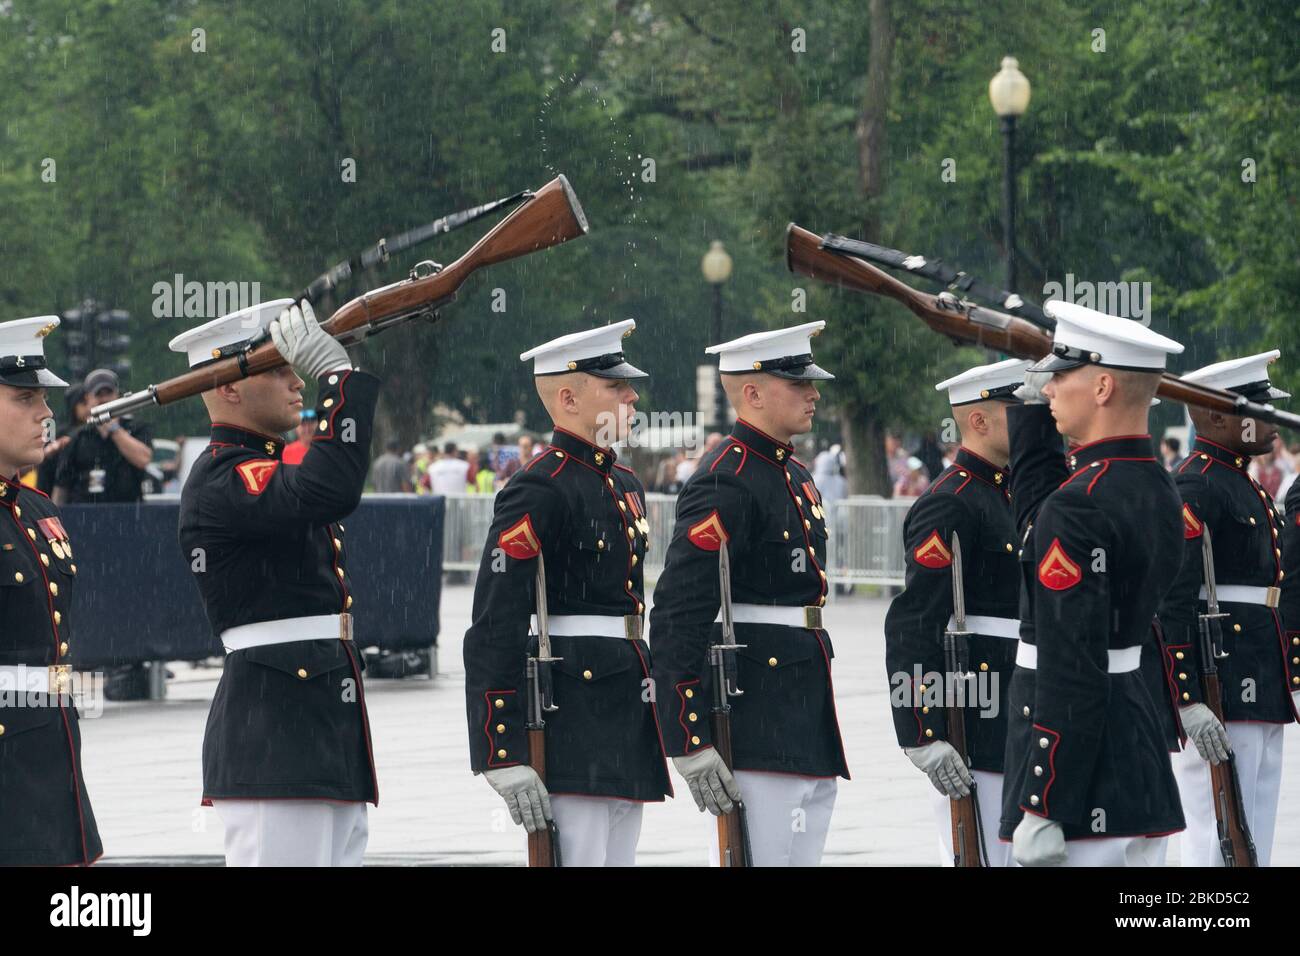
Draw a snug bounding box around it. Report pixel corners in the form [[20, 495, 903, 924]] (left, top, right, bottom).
[[1015, 642, 1141, 673], [0, 663, 73, 695], [945, 614, 1021, 639], [529, 614, 644, 640], [221, 613, 351, 652], [1198, 584, 1280, 609], [712, 603, 825, 629]]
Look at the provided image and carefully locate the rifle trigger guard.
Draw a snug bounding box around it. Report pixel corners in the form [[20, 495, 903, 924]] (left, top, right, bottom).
[[376, 237, 389, 264], [409, 259, 443, 281]]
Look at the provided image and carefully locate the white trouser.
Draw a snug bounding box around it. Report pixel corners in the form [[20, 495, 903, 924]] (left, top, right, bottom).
[[1062, 835, 1168, 867], [707, 770, 837, 867], [930, 770, 1013, 867], [1173, 721, 1284, 867], [550, 795, 643, 866], [212, 799, 368, 867]]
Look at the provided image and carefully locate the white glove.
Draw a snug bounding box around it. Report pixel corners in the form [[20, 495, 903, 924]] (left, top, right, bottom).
[[673, 748, 742, 816], [269, 299, 351, 380], [482, 766, 552, 833], [1013, 814, 1067, 866], [1013, 370, 1053, 405], [904, 741, 973, 798], [1181, 703, 1231, 765]]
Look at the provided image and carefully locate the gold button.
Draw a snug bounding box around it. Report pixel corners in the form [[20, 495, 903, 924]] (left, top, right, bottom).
[[297, 667, 308, 678], [0, 724, 4, 735], [783, 530, 790, 540], [323, 398, 334, 408], [804, 520, 811, 530], [346, 595, 353, 609], [637, 602, 644, 614], [688, 712, 697, 722], [1005, 543, 1013, 552], [810, 546, 816, 557], [494, 698, 505, 708], [606, 478, 614, 488], [1176, 651, 1184, 660], [685, 688, 694, 698], [1276, 548, 1282, 559], [627, 527, 635, 539], [54, 611, 62, 625], [40, 554, 49, 567], [496, 723, 506, 733], [630, 554, 636, 565], [597, 540, 605, 551], [768, 657, 778, 667], [497, 749, 507, 758], [48, 582, 57, 596], [819, 570, 827, 581], [60, 641, 68, 654], [1030, 795, 1040, 806], [26, 528, 35, 540], [1023, 706, 1030, 717], [1235, 457, 1243, 467], [959, 471, 968, 478], [818, 595, 826, 606], [328, 374, 340, 385], [1293, 637, 1299, 646], [795, 496, 803, 505], [1200, 453, 1208, 460], [318, 420, 328, 432], [922, 706, 930, 714], [733, 447, 742, 454], [924, 729, 934, 738], [583, 669, 593, 680], [979, 662, 989, 672], [336, 567, 345, 579], [776, 449, 785, 460], [618, 501, 627, 511], [1183, 692, 1191, 701], [1179, 672, 1187, 680], [594, 452, 604, 465], [1039, 737, 1049, 749], [13, 506, 19, 517], [918, 684, 927, 693], [1249, 517, 1257, 525], [554, 451, 565, 459], [69, 564, 76, 574], [626, 580, 633, 589], [1234, 624, 1242, 633], [1293, 677, 1300, 687], [1034, 766, 1043, 776], [691, 736, 701, 745], [334, 538, 342, 549]]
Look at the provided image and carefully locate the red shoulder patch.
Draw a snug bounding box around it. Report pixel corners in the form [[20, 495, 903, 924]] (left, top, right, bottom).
[[1182, 503, 1203, 539], [235, 458, 280, 496], [1037, 537, 1082, 591], [498, 514, 540, 559], [913, 530, 953, 569], [687, 510, 728, 551]]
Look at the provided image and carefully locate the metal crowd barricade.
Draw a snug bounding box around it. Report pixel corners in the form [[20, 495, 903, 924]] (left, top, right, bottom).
[[443, 491, 912, 587]]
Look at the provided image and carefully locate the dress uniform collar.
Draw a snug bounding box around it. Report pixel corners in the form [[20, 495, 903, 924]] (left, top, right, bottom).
[[0, 472, 21, 508], [1190, 436, 1251, 472], [210, 422, 286, 460], [731, 419, 795, 464], [549, 426, 616, 472], [954, 447, 1008, 487], [1065, 434, 1155, 473]]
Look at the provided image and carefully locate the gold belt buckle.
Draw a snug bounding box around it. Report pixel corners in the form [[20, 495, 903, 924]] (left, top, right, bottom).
[[1265, 587, 1281, 609], [803, 606, 823, 630], [48, 663, 72, 694], [623, 615, 644, 641], [339, 612, 354, 641]]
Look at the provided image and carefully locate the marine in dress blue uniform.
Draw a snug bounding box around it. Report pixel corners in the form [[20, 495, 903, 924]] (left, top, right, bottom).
[[463, 320, 671, 866], [650, 321, 848, 867], [1001, 301, 1186, 867], [1159, 351, 1294, 866], [885, 358, 1029, 867], [174, 299, 379, 866], [0, 316, 101, 865]]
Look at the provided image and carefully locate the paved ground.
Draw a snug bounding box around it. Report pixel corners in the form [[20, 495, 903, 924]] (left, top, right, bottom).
[[80, 583, 1300, 865]]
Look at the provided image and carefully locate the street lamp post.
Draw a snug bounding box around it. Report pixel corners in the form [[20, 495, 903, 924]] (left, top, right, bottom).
[[701, 240, 733, 430], [988, 56, 1031, 293]]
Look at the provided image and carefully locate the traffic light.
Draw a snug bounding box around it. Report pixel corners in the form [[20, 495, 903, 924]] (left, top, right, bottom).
[[58, 300, 131, 381]]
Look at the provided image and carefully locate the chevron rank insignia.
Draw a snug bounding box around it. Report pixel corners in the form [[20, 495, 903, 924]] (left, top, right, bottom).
[[234, 459, 280, 496], [1037, 537, 1082, 591], [687, 510, 728, 551], [913, 530, 952, 569], [498, 514, 540, 560], [1182, 503, 1203, 539]]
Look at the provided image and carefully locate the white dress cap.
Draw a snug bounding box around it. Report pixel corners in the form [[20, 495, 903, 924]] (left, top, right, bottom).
[[935, 357, 1033, 406], [168, 298, 295, 368], [519, 318, 647, 379], [1182, 349, 1288, 401], [1029, 300, 1183, 373], [0, 316, 69, 388], [705, 320, 834, 380]]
